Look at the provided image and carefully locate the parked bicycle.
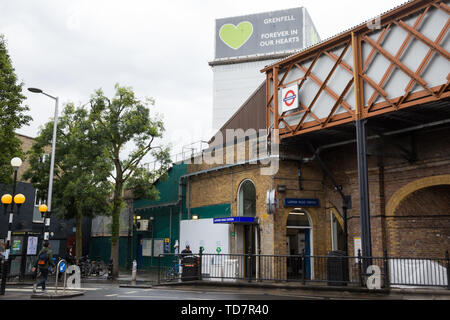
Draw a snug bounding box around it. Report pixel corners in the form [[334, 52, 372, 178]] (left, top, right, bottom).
[[90, 258, 108, 276], [166, 261, 183, 281], [77, 255, 90, 277], [77, 256, 108, 277]]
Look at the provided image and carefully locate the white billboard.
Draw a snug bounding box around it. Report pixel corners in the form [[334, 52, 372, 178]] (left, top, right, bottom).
[[180, 219, 229, 254]]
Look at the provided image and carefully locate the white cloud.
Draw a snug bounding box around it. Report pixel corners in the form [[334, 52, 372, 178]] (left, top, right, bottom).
[[1, 0, 406, 162]]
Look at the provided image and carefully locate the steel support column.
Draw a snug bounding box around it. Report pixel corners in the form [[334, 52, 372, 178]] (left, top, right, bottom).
[[353, 30, 372, 271], [356, 119, 372, 262]]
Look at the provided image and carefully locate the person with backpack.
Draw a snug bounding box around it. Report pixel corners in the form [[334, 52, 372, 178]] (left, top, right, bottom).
[[32, 241, 55, 293]]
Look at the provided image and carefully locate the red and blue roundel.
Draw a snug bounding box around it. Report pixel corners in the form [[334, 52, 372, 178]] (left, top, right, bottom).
[[283, 90, 296, 106], [281, 84, 298, 111]]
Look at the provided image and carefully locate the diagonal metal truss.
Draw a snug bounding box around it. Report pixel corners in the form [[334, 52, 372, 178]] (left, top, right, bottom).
[[264, 0, 450, 141]]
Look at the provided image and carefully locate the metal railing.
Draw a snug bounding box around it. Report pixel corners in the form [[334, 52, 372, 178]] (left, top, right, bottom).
[[142, 141, 210, 172], [157, 250, 450, 290]]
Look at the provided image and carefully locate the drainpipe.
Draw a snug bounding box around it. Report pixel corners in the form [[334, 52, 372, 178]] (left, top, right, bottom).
[[187, 177, 191, 220], [304, 142, 351, 256]]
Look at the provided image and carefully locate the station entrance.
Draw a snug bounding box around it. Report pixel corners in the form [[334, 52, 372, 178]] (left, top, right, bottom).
[[286, 209, 312, 280]]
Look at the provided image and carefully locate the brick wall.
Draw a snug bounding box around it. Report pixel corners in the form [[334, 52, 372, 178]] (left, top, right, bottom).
[[187, 137, 275, 254], [186, 126, 450, 260], [16, 133, 34, 181], [321, 127, 450, 258], [16, 133, 51, 182], [386, 185, 450, 257]]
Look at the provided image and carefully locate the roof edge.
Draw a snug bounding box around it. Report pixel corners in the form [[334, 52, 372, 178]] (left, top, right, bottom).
[[260, 0, 428, 73], [209, 52, 297, 67], [208, 80, 266, 144]]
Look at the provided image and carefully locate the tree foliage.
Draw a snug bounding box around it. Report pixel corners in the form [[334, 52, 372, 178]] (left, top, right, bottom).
[[0, 34, 31, 184], [23, 103, 113, 258], [88, 84, 171, 276], [125, 147, 172, 200], [24, 83, 170, 275]]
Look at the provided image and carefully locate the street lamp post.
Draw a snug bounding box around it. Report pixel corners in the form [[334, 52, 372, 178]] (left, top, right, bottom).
[[0, 157, 24, 295], [38, 205, 49, 252], [28, 88, 59, 243], [127, 208, 134, 271]]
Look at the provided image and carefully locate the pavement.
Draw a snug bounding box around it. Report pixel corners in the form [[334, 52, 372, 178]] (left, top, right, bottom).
[[6, 269, 450, 300], [30, 289, 85, 299], [114, 270, 450, 300]]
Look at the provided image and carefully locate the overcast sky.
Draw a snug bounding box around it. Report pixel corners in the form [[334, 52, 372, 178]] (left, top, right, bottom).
[[1, 0, 406, 163]]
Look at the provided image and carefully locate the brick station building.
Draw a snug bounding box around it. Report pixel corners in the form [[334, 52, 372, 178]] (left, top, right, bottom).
[[185, 0, 449, 256], [133, 0, 449, 280]]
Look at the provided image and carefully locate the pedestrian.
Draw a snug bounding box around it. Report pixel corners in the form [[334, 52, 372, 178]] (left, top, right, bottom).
[[65, 246, 75, 265], [180, 245, 192, 263], [32, 241, 55, 293], [181, 245, 192, 256], [0, 241, 5, 259]]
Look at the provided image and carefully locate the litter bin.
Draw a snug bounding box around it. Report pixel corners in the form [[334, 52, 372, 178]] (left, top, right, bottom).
[[181, 256, 199, 281], [327, 250, 349, 286]]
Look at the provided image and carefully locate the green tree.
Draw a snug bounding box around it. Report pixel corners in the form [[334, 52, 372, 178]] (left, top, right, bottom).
[[0, 34, 32, 184], [24, 103, 113, 259], [89, 84, 171, 277]]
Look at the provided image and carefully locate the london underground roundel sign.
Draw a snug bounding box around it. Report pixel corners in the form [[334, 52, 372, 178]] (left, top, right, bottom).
[[284, 90, 296, 106], [281, 84, 298, 112], [266, 189, 278, 215]]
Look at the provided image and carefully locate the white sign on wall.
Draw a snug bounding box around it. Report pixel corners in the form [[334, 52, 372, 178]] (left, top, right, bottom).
[[27, 236, 38, 255], [142, 239, 152, 257], [281, 84, 299, 112], [180, 219, 229, 254], [153, 239, 164, 257]]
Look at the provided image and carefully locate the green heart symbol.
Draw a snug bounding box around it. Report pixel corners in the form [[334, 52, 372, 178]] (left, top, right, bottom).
[[219, 21, 253, 50]]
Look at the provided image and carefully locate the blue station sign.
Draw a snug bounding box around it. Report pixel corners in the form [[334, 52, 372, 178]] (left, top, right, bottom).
[[284, 198, 320, 207], [213, 217, 258, 224]]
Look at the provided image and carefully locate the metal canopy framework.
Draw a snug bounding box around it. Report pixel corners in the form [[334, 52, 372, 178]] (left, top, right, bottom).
[[262, 0, 449, 262], [263, 0, 449, 141]]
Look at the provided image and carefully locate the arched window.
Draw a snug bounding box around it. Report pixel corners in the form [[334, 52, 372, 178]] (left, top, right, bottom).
[[238, 180, 256, 217]]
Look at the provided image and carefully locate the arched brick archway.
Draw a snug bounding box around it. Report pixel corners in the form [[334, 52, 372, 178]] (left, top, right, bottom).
[[385, 174, 450, 256], [386, 174, 450, 217]]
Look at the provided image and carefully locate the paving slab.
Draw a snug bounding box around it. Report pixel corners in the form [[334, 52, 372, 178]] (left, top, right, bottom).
[[31, 290, 85, 299]]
